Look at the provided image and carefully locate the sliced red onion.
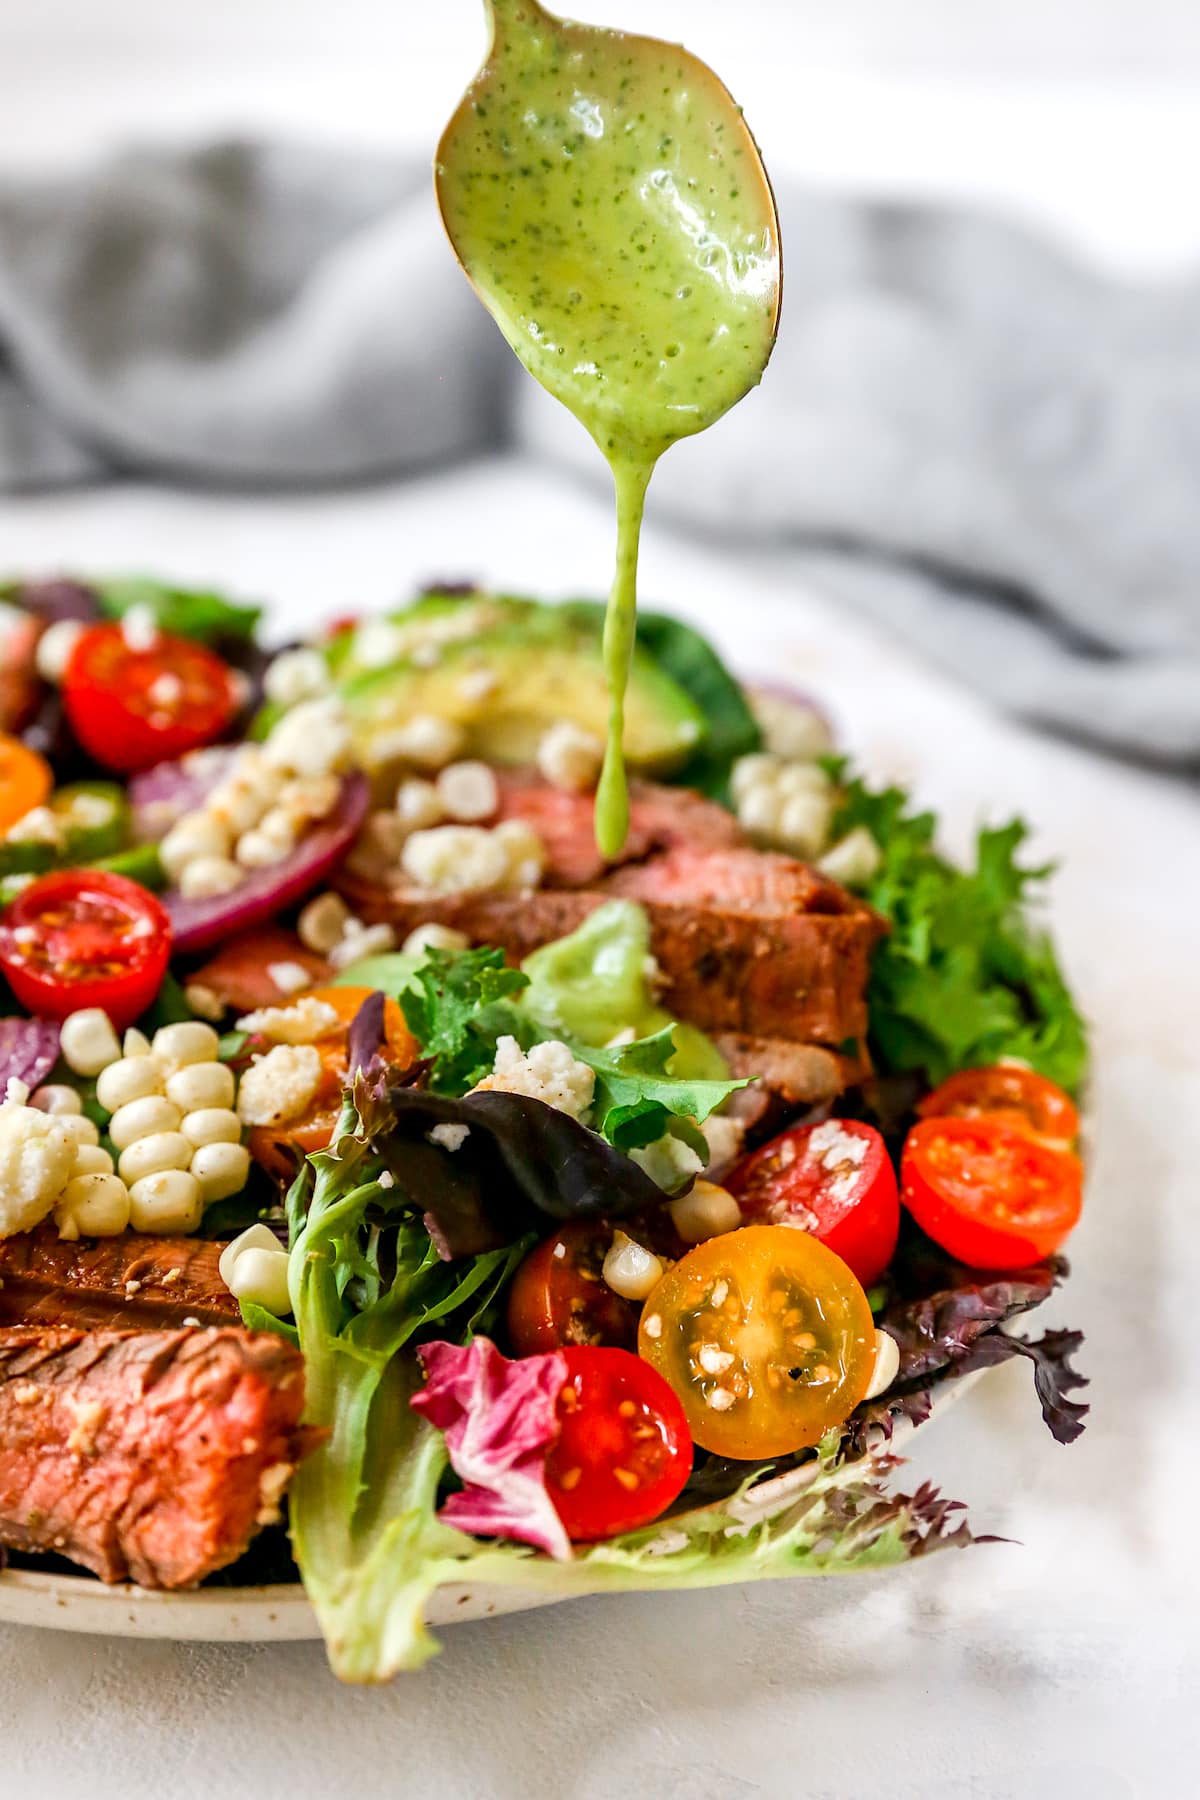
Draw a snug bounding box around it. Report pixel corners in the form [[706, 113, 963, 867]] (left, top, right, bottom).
[[129, 747, 240, 841], [162, 772, 370, 954], [0, 1017, 61, 1093]]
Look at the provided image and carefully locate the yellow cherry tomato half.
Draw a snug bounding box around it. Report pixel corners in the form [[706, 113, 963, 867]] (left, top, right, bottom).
[[0, 733, 51, 833], [637, 1225, 876, 1460]]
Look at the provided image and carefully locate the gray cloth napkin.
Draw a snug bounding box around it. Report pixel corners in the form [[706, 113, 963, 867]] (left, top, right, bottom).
[[2, 139, 1197, 765]]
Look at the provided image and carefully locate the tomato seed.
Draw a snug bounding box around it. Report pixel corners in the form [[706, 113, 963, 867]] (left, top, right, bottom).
[[613, 1467, 639, 1491], [558, 1466, 582, 1490], [617, 1399, 637, 1418]]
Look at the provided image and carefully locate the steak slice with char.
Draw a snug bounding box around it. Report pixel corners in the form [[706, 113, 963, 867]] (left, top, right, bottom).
[[604, 847, 881, 1046], [339, 847, 882, 1050], [181, 924, 333, 1017], [0, 1326, 315, 1587], [339, 769, 882, 1053], [0, 1226, 241, 1330], [492, 770, 743, 887]]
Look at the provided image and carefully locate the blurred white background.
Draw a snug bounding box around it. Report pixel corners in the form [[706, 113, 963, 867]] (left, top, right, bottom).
[[4, 0, 1200, 271]]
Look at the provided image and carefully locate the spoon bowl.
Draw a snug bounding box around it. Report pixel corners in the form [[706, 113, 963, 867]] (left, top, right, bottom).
[[436, 0, 781, 855], [436, 0, 782, 466]]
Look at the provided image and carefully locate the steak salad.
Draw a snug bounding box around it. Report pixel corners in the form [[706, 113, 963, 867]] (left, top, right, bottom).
[[0, 579, 1088, 1678]]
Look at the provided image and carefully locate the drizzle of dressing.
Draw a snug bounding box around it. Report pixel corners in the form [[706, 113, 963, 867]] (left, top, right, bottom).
[[436, 0, 780, 852]]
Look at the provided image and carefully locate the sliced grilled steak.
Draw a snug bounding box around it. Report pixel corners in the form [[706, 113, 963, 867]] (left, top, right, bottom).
[[713, 1034, 866, 1107], [340, 859, 882, 1048], [0, 1326, 314, 1587], [0, 1227, 240, 1329], [338, 769, 881, 1051], [493, 770, 742, 887], [604, 848, 882, 1045]]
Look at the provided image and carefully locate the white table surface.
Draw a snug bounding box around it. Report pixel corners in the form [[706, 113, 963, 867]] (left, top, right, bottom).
[[1, 459, 1197, 1798]]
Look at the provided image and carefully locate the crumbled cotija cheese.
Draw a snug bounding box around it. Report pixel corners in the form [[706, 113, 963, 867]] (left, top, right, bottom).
[[428, 1122, 471, 1153], [236, 1045, 323, 1128], [473, 1036, 594, 1123], [806, 1120, 869, 1204], [236, 997, 339, 1044]]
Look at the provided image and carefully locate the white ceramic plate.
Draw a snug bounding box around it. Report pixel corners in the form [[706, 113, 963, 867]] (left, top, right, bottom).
[[0, 1373, 983, 1641]]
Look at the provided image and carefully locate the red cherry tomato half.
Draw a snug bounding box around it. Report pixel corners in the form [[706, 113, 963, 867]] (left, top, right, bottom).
[[0, 869, 171, 1027], [506, 1221, 640, 1356], [545, 1346, 693, 1542], [62, 622, 237, 774], [725, 1119, 900, 1287], [917, 1063, 1079, 1152], [901, 1116, 1083, 1268]]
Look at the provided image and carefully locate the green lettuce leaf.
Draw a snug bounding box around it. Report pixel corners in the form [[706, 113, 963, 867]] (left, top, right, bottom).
[[398, 927, 742, 1146], [93, 575, 262, 643], [437, 1429, 974, 1603], [399, 946, 533, 1095], [284, 1082, 527, 1679], [827, 763, 1089, 1093], [571, 1027, 745, 1155]]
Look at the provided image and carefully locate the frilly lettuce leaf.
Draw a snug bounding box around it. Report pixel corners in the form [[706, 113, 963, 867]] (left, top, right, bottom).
[[282, 1082, 527, 1677], [848, 1242, 1089, 1452], [826, 762, 1089, 1094], [412, 1338, 571, 1560], [323, 1428, 975, 1680], [400, 946, 533, 1095]]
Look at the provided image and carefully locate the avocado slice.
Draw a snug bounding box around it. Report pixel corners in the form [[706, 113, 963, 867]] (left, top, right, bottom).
[[326, 592, 535, 683], [340, 623, 706, 770], [251, 593, 545, 738]]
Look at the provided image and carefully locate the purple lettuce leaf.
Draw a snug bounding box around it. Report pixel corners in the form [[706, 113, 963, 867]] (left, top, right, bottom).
[[363, 1082, 667, 1260], [412, 1336, 571, 1560], [846, 1236, 1088, 1450], [877, 1250, 1064, 1387], [346, 990, 387, 1081]]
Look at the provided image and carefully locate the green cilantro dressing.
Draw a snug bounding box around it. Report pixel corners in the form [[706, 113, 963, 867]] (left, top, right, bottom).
[[437, 0, 780, 852]]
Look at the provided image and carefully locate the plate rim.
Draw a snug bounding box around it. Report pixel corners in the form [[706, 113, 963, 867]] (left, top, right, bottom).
[[0, 1370, 985, 1642]]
